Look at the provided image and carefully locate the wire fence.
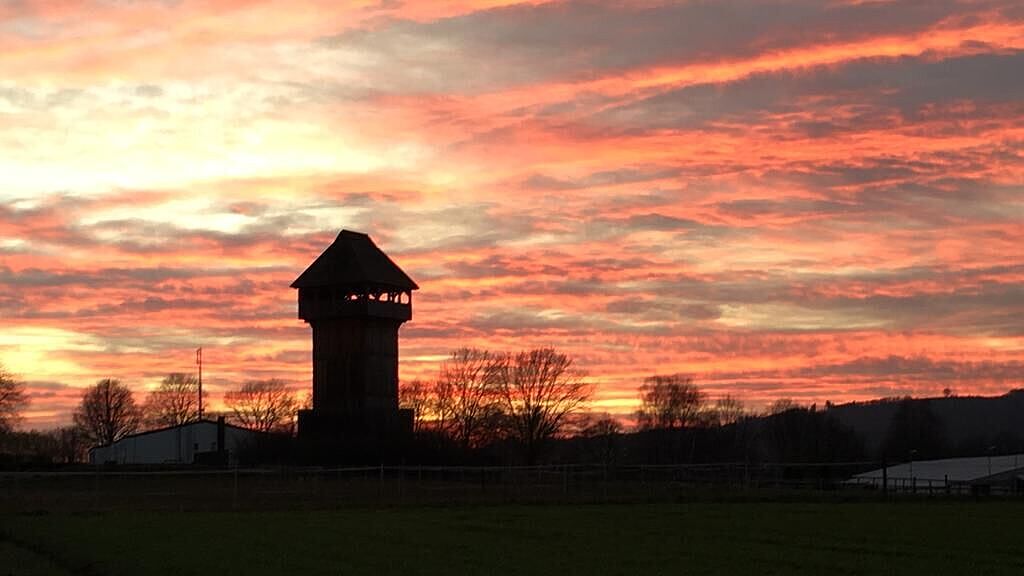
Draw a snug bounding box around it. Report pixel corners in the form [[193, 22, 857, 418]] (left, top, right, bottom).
[[2, 460, 971, 513], [844, 475, 1023, 496]]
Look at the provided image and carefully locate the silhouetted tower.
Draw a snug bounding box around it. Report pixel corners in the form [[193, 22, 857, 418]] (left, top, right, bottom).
[[292, 230, 417, 441]]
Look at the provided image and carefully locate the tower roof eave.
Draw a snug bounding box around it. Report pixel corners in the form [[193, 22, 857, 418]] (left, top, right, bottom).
[[291, 230, 419, 291]]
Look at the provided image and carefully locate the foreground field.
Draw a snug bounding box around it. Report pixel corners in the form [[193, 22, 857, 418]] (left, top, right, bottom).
[[2, 502, 1023, 575]]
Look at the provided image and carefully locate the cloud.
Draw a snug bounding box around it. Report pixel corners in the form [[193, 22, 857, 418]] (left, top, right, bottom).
[[594, 52, 1024, 134], [319, 1, 1013, 93], [521, 166, 682, 191]]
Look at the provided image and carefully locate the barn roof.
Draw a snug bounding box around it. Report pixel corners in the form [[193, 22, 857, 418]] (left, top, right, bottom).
[[291, 230, 418, 291], [87, 419, 261, 451], [851, 454, 1024, 484]]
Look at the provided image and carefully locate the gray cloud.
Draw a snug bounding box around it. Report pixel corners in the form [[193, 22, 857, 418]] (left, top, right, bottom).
[[135, 84, 164, 98], [317, 1, 1002, 94], [709, 356, 1024, 387], [594, 52, 1024, 134], [799, 356, 1024, 382], [521, 166, 681, 191], [605, 298, 720, 321]]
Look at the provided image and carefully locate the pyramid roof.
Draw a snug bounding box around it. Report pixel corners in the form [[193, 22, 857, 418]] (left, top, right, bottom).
[[291, 230, 418, 291]]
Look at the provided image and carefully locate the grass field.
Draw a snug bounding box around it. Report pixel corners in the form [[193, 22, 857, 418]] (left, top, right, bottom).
[[3, 501, 1023, 576]]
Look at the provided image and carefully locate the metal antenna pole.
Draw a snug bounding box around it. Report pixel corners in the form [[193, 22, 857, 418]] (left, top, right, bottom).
[[197, 347, 203, 420]]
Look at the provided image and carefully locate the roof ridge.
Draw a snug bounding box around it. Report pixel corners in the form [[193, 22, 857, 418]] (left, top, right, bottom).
[[291, 229, 418, 290], [342, 231, 368, 285], [88, 419, 260, 450]]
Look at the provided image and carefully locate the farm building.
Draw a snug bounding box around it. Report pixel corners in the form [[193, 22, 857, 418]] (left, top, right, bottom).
[[88, 418, 260, 465], [849, 454, 1024, 495]]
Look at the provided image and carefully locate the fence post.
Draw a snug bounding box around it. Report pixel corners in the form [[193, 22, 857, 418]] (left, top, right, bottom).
[[603, 464, 609, 503], [881, 458, 888, 499]]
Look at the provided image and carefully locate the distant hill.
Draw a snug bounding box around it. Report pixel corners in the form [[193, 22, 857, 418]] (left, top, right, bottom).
[[827, 390, 1024, 459], [552, 390, 1024, 467]]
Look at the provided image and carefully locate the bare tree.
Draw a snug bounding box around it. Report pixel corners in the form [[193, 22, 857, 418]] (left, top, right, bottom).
[[223, 379, 298, 433], [0, 365, 27, 433], [710, 395, 746, 426], [636, 374, 705, 430], [399, 379, 431, 433], [494, 348, 592, 464], [73, 379, 142, 446], [144, 373, 204, 428], [432, 348, 505, 449], [768, 398, 799, 415]]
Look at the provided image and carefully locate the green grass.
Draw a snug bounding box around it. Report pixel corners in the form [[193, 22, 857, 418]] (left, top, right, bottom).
[[0, 540, 72, 576], [2, 502, 1023, 575]]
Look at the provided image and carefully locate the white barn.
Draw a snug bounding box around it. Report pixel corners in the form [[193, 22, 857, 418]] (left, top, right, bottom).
[[88, 418, 261, 465], [849, 454, 1024, 494]]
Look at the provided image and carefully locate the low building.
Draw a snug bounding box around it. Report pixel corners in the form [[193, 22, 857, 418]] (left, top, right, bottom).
[[849, 454, 1024, 495], [88, 418, 260, 465]]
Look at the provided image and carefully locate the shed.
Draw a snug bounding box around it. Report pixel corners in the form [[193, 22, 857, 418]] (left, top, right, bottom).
[[88, 418, 260, 465]]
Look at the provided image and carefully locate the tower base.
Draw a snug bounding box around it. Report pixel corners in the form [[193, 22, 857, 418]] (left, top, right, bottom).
[[297, 409, 413, 464]]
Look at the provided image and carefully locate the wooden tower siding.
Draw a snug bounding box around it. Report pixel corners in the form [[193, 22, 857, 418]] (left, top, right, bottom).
[[310, 316, 401, 417]]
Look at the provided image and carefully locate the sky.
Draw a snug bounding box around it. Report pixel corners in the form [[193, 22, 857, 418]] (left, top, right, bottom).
[[1, 0, 1023, 429]]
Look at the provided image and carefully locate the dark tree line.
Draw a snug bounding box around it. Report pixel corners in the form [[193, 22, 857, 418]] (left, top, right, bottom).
[[3, 356, 1018, 468], [566, 373, 870, 467], [399, 366, 937, 466]]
